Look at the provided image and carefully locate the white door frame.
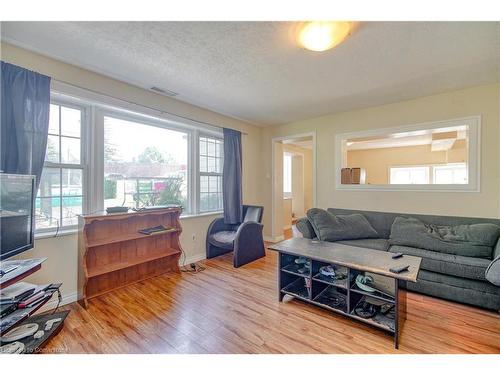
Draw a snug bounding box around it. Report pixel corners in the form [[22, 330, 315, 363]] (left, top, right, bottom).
[[270, 132, 317, 242]]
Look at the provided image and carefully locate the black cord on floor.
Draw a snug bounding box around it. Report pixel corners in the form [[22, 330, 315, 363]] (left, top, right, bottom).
[[180, 262, 206, 274], [179, 247, 205, 274]]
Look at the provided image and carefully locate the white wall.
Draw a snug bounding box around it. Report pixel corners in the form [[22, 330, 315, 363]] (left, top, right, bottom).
[[262, 84, 500, 237], [283, 198, 292, 230], [291, 154, 305, 218], [2, 42, 264, 306], [272, 142, 284, 240]]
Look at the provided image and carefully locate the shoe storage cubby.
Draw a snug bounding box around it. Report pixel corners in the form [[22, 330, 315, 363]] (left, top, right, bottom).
[[312, 261, 349, 289], [349, 269, 396, 303], [349, 293, 396, 332], [279, 253, 398, 334], [312, 284, 348, 313], [280, 253, 312, 277]]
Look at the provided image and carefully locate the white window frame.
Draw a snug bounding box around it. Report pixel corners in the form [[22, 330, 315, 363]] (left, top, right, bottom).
[[432, 163, 468, 185], [36, 83, 224, 237], [197, 133, 224, 213], [388, 163, 468, 185], [388, 165, 430, 185], [99, 108, 195, 214], [36, 97, 90, 236], [334, 116, 481, 192]]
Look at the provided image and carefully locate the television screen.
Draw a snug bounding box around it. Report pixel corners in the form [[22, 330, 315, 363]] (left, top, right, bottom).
[[0, 174, 35, 261]]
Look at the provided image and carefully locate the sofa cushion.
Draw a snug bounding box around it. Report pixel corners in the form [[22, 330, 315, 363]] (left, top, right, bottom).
[[407, 270, 500, 310], [307, 208, 379, 242], [389, 216, 498, 258], [208, 230, 237, 249], [328, 208, 500, 240], [327, 208, 395, 239], [415, 269, 500, 296], [390, 245, 490, 281], [338, 239, 390, 251], [485, 255, 500, 286]]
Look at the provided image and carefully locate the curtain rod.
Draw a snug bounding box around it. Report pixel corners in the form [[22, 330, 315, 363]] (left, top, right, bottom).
[[52, 79, 249, 135]]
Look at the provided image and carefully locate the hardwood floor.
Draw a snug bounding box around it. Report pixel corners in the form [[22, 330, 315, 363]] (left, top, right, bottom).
[[46, 233, 500, 354]]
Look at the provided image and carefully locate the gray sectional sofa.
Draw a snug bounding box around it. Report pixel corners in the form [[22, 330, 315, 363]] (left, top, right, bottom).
[[296, 208, 500, 311]]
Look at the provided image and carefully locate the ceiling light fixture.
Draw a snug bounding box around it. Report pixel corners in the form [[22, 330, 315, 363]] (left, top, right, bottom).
[[297, 21, 353, 52]]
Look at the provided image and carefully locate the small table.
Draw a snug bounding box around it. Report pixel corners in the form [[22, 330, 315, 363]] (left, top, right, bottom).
[[268, 238, 422, 349]]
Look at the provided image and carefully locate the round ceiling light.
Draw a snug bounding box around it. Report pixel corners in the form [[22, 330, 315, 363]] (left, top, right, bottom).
[[297, 21, 353, 52]]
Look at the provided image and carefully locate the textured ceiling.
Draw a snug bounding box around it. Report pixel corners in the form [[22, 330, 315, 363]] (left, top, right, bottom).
[[1, 22, 499, 126]]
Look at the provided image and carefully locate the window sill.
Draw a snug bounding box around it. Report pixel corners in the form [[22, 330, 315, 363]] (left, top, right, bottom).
[[180, 211, 223, 220], [34, 211, 224, 239]]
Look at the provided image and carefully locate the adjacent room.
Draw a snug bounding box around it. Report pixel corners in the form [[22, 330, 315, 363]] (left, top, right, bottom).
[[0, 14, 499, 361]]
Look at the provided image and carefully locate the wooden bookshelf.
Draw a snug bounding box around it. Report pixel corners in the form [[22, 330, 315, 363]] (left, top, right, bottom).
[[77, 207, 183, 308]]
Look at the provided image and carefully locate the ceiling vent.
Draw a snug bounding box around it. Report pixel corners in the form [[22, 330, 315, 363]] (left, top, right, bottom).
[[150, 86, 178, 97]]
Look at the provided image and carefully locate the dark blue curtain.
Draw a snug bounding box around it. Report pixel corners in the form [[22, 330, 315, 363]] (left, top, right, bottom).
[[222, 128, 243, 224], [1, 61, 51, 189]]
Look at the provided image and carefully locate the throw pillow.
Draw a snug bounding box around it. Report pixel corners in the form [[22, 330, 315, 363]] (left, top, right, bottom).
[[389, 216, 499, 258], [306, 208, 379, 242]]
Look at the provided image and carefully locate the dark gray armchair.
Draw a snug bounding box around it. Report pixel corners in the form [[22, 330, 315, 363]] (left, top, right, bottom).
[[206, 205, 265, 267]]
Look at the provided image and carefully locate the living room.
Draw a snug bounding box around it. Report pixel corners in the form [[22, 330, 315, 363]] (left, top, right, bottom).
[[1, 0, 499, 371]]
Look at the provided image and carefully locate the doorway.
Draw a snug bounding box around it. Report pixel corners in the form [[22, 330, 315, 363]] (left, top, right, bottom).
[[271, 133, 316, 241]]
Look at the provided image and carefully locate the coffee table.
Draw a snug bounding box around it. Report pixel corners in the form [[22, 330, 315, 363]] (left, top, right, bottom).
[[268, 237, 422, 349]]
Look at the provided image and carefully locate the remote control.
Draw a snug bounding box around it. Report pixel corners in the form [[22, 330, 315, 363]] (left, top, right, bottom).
[[391, 252, 403, 259], [389, 265, 409, 274]]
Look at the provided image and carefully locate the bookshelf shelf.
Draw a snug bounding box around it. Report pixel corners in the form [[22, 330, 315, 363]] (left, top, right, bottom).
[[87, 248, 180, 278], [86, 228, 180, 248]]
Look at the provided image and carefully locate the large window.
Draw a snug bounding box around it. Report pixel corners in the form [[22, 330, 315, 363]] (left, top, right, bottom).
[[36, 102, 85, 231], [199, 136, 223, 212], [389, 166, 430, 184], [433, 163, 467, 184], [103, 116, 189, 210], [389, 163, 468, 185], [36, 90, 227, 235]]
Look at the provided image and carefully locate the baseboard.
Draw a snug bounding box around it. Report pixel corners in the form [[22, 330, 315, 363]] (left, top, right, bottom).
[[39, 290, 78, 312], [180, 253, 206, 266], [264, 235, 285, 243]]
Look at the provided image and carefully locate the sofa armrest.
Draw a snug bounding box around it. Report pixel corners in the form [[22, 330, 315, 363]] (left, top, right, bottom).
[[296, 217, 317, 239], [493, 238, 500, 260], [485, 254, 500, 286]]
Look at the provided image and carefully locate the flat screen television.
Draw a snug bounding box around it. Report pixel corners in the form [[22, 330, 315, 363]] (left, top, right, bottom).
[[0, 174, 36, 261]]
